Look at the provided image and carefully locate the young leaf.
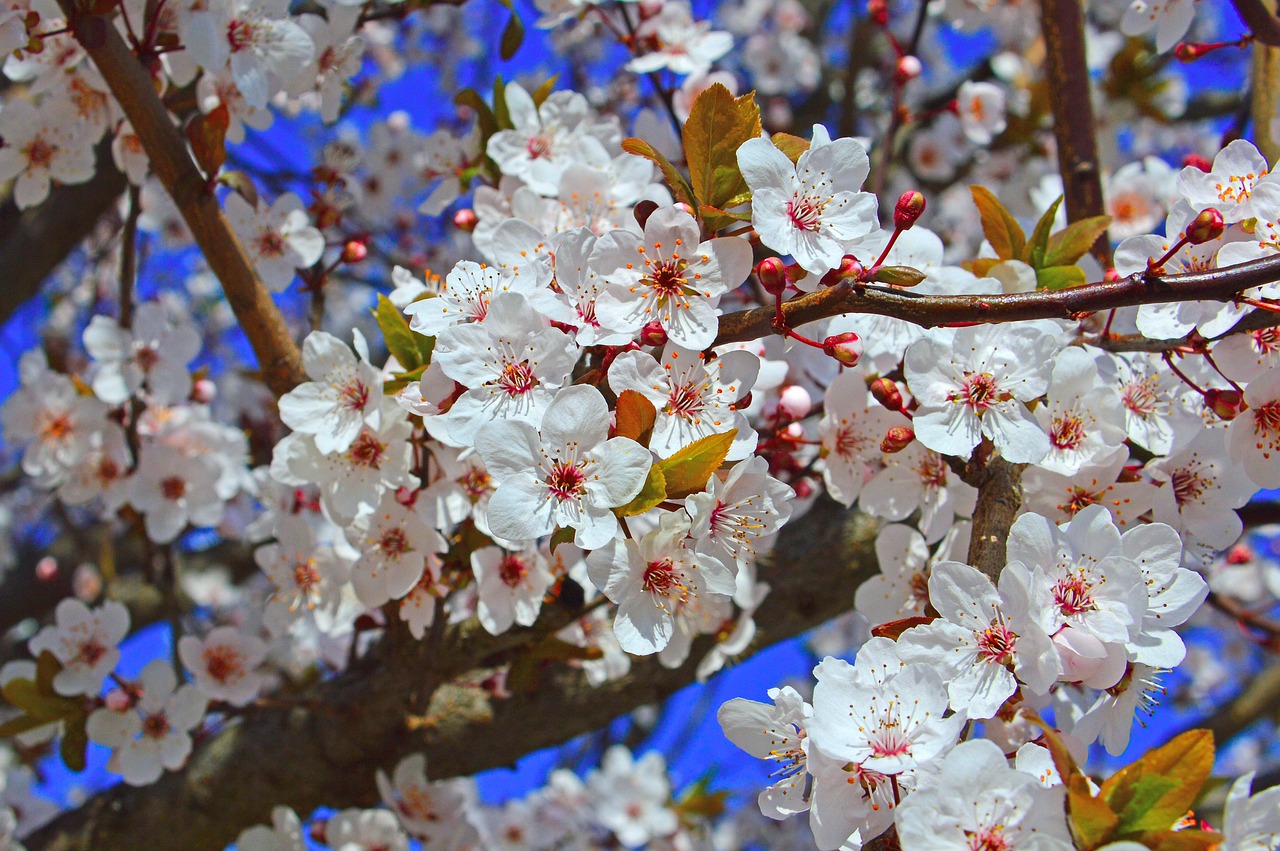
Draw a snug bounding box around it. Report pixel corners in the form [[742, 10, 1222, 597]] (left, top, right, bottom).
[[682, 85, 761, 213], [454, 88, 498, 140], [373, 294, 432, 371], [771, 132, 810, 164], [492, 76, 513, 130], [970, 185, 1026, 260], [1024, 195, 1063, 269], [495, 0, 524, 60], [1036, 264, 1087, 291], [187, 105, 229, 178], [1045, 215, 1112, 268], [614, 463, 666, 517], [60, 714, 89, 772], [549, 525, 576, 554], [531, 75, 560, 107], [614, 390, 657, 446], [622, 138, 698, 211], [658, 430, 736, 499], [1100, 729, 1214, 839]]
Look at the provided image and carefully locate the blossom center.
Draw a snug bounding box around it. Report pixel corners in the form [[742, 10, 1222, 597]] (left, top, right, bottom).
[[1060, 486, 1103, 516], [976, 622, 1017, 665], [525, 134, 553, 160], [378, 527, 413, 557], [1122, 376, 1161, 417], [346, 432, 387, 469], [23, 137, 55, 169], [39, 411, 74, 443], [953, 372, 1008, 412], [1050, 412, 1087, 451], [546, 461, 587, 500], [497, 360, 537, 396], [1052, 573, 1096, 617], [786, 196, 825, 232], [338, 379, 370, 413], [78, 638, 107, 667], [642, 559, 680, 596], [161, 475, 187, 501], [1169, 465, 1209, 507], [642, 259, 688, 298], [142, 712, 171, 739], [203, 645, 244, 683], [966, 826, 1011, 851], [457, 468, 492, 500], [227, 18, 256, 53], [499, 555, 528, 587]]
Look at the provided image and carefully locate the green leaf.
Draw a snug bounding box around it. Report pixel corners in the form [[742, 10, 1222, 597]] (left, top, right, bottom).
[[614, 463, 666, 517], [492, 76, 513, 130], [531, 75, 560, 107], [36, 651, 61, 697], [495, 0, 524, 60], [454, 88, 497, 140], [1036, 264, 1087, 291], [218, 170, 259, 208], [1023, 711, 1118, 850], [60, 714, 88, 772], [682, 85, 761, 213], [1101, 729, 1214, 839], [383, 363, 428, 394], [770, 132, 810, 164], [1145, 830, 1223, 851], [621, 138, 697, 211], [0, 714, 57, 737], [373, 294, 433, 371], [969, 185, 1025, 261], [614, 390, 657, 446], [871, 265, 926, 287], [549, 526, 576, 554], [1024, 195, 1062, 268], [1045, 214, 1112, 268], [658, 430, 736, 499]]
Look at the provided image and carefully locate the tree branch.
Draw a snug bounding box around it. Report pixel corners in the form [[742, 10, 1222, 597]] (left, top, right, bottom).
[[712, 254, 1280, 347], [56, 3, 304, 396], [1231, 0, 1280, 46], [25, 500, 878, 851]]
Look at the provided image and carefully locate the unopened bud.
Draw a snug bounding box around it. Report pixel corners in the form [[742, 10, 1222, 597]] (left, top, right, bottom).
[[777, 385, 812, 419], [1205, 387, 1246, 420], [452, 208, 478, 232], [673, 201, 696, 218], [868, 0, 888, 24], [881, 426, 915, 453], [1174, 41, 1204, 62], [869, 377, 904, 412], [794, 479, 814, 499], [634, 199, 659, 229], [395, 485, 419, 506], [191, 377, 217, 404], [820, 255, 863, 287], [782, 422, 805, 441], [733, 391, 753, 411], [1103, 267, 1122, 283], [341, 239, 368, 263], [1186, 208, 1225, 244], [872, 265, 927, 287], [895, 55, 922, 84], [1227, 543, 1254, 564], [73, 563, 103, 601], [35, 556, 58, 582], [756, 257, 789, 296], [893, 190, 926, 230], [1183, 153, 1212, 172], [823, 332, 863, 367], [640, 321, 668, 347]]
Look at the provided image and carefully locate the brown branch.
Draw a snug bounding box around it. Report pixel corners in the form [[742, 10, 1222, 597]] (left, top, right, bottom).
[[56, 4, 304, 397], [963, 456, 1025, 582], [25, 501, 879, 851], [712, 254, 1280, 347], [1231, 0, 1280, 45], [1039, 0, 1111, 266]]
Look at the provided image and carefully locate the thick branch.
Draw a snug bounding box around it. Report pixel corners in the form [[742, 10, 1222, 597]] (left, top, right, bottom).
[[1039, 0, 1111, 265], [963, 457, 1024, 582], [1231, 0, 1280, 46], [26, 500, 878, 851], [56, 4, 304, 396], [712, 254, 1280, 346]]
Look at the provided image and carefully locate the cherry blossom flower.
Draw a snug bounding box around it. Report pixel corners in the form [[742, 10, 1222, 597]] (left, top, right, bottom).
[[1119, 520, 1207, 667], [855, 523, 936, 625], [278, 330, 383, 454], [404, 260, 529, 336], [431, 292, 579, 445], [129, 445, 225, 543], [82, 301, 202, 406], [1022, 445, 1157, 530], [905, 324, 1057, 463], [471, 544, 556, 635], [0, 100, 95, 209], [1146, 428, 1253, 560], [529, 228, 634, 346], [86, 660, 207, 786], [1101, 352, 1202, 456], [182, 0, 315, 109], [28, 599, 129, 696], [1033, 346, 1127, 476], [586, 746, 679, 848], [1219, 772, 1280, 851], [225, 192, 326, 292], [289, 5, 364, 123], [486, 83, 619, 196], [587, 512, 736, 655], [817, 368, 910, 505], [737, 127, 878, 278], [718, 686, 813, 819], [1, 352, 108, 488], [593, 205, 753, 349], [1228, 366, 1280, 487], [686, 455, 794, 571], [178, 626, 269, 706], [955, 81, 1007, 145], [898, 560, 1057, 716], [326, 808, 409, 851], [236, 806, 307, 851], [627, 2, 733, 77], [895, 739, 1072, 851], [254, 515, 352, 633], [375, 754, 480, 844], [860, 441, 977, 542], [1176, 139, 1280, 224], [416, 126, 482, 216], [475, 385, 651, 549], [1071, 664, 1166, 755], [1121, 0, 1200, 53], [347, 491, 443, 607], [608, 345, 759, 461]]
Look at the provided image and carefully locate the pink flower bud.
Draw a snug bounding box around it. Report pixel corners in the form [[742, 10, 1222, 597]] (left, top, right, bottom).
[[895, 55, 922, 84], [340, 239, 368, 263], [1103, 267, 1122, 283], [1183, 153, 1212, 172], [73, 563, 103, 601], [794, 479, 814, 499], [869, 377, 905, 412], [395, 485, 419, 507], [673, 201, 696, 217], [640, 321, 668, 347], [1175, 41, 1204, 62], [35, 556, 58, 582], [1227, 543, 1254, 564], [822, 332, 862, 367], [868, 0, 888, 24], [880, 426, 915, 453], [893, 190, 926, 230], [732, 391, 753, 411], [777, 385, 812, 420], [782, 422, 806, 441], [452, 208, 479, 232], [1205, 387, 1246, 420], [819, 255, 863, 287], [191, 377, 217, 404], [756, 257, 789, 296], [1186, 208, 1225, 245]]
